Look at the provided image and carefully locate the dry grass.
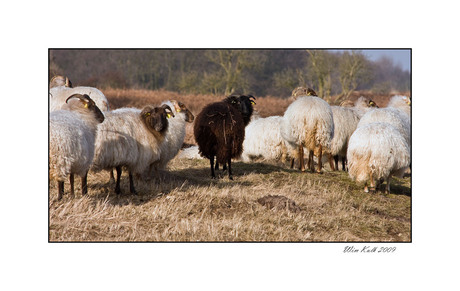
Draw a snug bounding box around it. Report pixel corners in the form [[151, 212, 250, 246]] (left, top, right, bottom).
[[49, 88, 411, 242]]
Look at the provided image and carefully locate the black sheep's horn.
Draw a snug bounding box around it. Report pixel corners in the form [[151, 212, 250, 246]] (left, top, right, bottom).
[[248, 95, 256, 105]]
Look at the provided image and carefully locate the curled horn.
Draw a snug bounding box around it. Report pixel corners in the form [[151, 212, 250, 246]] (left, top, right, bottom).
[[65, 94, 84, 103], [248, 95, 256, 105], [161, 104, 175, 118]]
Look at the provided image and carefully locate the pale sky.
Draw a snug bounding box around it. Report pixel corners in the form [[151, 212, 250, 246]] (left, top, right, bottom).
[[361, 49, 411, 72], [328, 49, 411, 72]]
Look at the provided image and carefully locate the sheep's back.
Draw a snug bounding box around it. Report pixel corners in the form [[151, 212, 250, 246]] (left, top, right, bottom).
[[93, 109, 161, 174], [194, 102, 245, 162], [281, 96, 334, 152], [49, 111, 96, 180], [50, 86, 109, 112], [329, 106, 360, 156], [242, 116, 288, 161], [347, 122, 410, 182], [358, 108, 410, 146]]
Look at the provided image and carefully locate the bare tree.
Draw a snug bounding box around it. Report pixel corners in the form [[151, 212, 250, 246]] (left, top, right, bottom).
[[206, 50, 251, 95], [337, 51, 372, 103], [306, 50, 338, 102]]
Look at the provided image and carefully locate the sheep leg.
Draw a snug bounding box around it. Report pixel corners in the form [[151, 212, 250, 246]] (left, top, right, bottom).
[[384, 175, 391, 194], [290, 158, 295, 169], [342, 157, 347, 171], [298, 145, 305, 172], [334, 155, 339, 171], [81, 172, 88, 196], [129, 171, 137, 195], [308, 150, 314, 172], [329, 154, 336, 171], [317, 145, 323, 173], [115, 166, 122, 194], [58, 181, 64, 200], [369, 173, 376, 193], [227, 158, 233, 180], [109, 169, 115, 183], [215, 162, 219, 171], [223, 163, 227, 171], [210, 156, 216, 179], [69, 174, 75, 197]]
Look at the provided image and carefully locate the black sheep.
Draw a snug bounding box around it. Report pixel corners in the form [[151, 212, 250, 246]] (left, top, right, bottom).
[[194, 94, 256, 179]]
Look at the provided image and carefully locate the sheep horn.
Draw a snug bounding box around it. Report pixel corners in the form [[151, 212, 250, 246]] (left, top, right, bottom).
[[248, 95, 256, 105], [161, 104, 175, 118]]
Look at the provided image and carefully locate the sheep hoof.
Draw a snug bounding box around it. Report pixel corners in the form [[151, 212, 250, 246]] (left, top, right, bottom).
[[229, 176, 233, 180], [316, 170, 323, 174]]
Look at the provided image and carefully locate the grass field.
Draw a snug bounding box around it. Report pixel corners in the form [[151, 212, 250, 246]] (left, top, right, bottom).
[[48, 88, 411, 242]]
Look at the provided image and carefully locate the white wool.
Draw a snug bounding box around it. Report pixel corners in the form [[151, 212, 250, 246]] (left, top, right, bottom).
[[177, 146, 203, 159], [152, 100, 189, 171], [49, 110, 99, 181], [347, 122, 410, 184], [49, 86, 110, 112], [387, 95, 411, 117], [280, 95, 334, 153], [358, 107, 411, 147], [328, 106, 361, 157], [92, 107, 162, 176], [241, 116, 295, 162]]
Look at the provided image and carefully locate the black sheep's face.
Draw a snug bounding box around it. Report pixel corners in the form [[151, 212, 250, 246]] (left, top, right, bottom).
[[237, 95, 256, 124]]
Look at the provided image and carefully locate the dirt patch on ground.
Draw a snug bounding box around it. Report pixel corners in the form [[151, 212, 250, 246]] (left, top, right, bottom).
[[257, 195, 301, 213]]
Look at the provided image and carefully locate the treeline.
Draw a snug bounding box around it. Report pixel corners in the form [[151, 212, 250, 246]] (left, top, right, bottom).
[[49, 49, 410, 102]]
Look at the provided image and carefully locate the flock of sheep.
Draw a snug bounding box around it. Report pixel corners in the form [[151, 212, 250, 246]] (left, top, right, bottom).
[[49, 75, 411, 200]]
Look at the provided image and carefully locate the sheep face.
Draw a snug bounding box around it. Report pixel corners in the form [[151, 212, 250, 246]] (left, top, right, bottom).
[[64, 94, 105, 123], [171, 100, 195, 123], [141, 104, 174, 133], [226, 95, 256, 126]]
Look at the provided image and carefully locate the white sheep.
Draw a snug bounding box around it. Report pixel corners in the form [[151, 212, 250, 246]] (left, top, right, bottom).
[[241, 116, 295, 163], [150, 100, 195, 173], [325, 97, 379, 171], [325, 106, 361, 170], [357, 105, 411, 147], [49, 75, 72, 88], [347, 122, 410, 194], [280, 89, 334, 173], [386, 95, 411, 117], [177, 145, 203, 160], [91, 104, 174, 194], [49, 94, 105, 200], [49, 85, 110, 112]]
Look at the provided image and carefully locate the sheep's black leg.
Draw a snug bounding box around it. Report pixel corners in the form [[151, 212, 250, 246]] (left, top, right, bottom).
[[115, 166, 122, 194], [290, 158, 295, 169], [215, 162, 219, 171], [81, 172, 88, 196], [342, 157, 347, 171], [129, 171, 137, 195], [58, 181, 64, 200], [334, 155, 339, 171], [69, 174, 75, 197], [210, 156, 216, 179], [222, 163, 227, 171], [227, 158, 233, 180]]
